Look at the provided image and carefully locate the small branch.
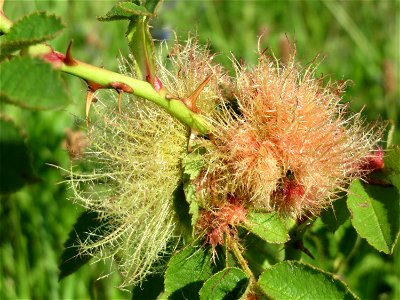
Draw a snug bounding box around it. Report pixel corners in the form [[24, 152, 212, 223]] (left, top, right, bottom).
[[231, 240, 255, 282], [0, 9, 211, 134], [231, 241, 257, 299], [334, 235, 361, 274]]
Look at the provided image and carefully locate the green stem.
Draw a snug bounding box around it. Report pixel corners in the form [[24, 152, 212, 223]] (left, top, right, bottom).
[[60, 60, 210, 133], [231, 241, 254, 282], [231, 241, 257, 299]]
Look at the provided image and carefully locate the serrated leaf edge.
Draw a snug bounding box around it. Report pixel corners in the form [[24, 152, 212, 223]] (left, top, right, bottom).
[[258, 261, 359, 300], [3, 11, 64, 42], [347, 180, 398, 254], [242, 211, 290, 244], [199, 267, 248, 300], [97, 2, 153, 21]]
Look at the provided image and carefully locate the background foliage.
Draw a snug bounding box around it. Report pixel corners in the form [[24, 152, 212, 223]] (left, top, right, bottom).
[[1, 0, 399, 299]]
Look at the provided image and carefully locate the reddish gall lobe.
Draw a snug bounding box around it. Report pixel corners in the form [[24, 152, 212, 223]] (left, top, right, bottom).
[[283, 179, 305, 204], [361, 147, 384, 171], [220, 203, 247, 226], [208, 227, 224, 248], [368, 147, 384, 170]]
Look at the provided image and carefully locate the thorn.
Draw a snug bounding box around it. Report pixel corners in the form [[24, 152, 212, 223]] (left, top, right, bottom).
[[189, 75, 212, 102], [85, 82, 103, 124], [293, 240, 315, 259], [109, 82, 133, 113], [117, 90, 123, 114], [85, 87, 96, 126], [183, 75, 212, 112], [64, 41, 78, 66]]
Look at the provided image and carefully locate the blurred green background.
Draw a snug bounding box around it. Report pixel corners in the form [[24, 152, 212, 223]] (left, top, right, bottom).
[[1, 0, 399, 299]]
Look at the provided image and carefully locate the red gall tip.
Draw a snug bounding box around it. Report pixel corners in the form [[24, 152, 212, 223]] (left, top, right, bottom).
[[220, 201, 247, 226], [282, 178, 305, 206], [361, 147, 384, 171], [197, 202, 247, 250]]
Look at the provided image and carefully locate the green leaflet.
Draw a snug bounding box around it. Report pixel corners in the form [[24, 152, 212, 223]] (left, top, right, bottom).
[[243, 211, 289, 244], [258, 261, 358, 299], [97, 0, 162, 21], [384, 146, 400, 191], [141, 0, 163, 13], [126, 16, 157, 83], [0, 12, 64, 58], [182, 150, 206, 227], [98, 1, 160, 83], [347, 179, 399, 254], [97, 2, 152, 21], [199, 267, 248, 300], [0, 56, 70, 110], [164, 245, 213, 300]]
